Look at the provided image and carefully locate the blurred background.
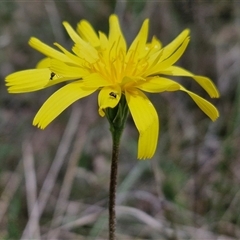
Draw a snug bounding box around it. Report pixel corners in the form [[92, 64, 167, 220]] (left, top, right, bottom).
[[0, 0, 240, 239]]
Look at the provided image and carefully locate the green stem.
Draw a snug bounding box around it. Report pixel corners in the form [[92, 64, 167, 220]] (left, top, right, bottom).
[[109, 128, 122, 240], [106, 95, 129, 240]]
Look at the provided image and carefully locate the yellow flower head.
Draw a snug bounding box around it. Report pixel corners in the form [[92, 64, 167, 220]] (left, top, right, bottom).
[[5, 14, 219, 159]]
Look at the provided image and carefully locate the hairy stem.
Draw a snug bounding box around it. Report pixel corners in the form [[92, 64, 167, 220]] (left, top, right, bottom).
[[107, 95, 128, 239], [109, 129, 121, 240]]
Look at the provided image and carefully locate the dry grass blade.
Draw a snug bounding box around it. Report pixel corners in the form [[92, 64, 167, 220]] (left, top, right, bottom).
[[21, 106, 82, 239], [44, 0, 65, 43], [116, 205, 163, 230], [22, 140, 40, 239], [43, 209, 103, 239], [48, 209, 103, 234]]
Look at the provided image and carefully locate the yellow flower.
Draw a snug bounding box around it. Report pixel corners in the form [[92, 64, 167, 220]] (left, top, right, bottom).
[[5, 14, 219, 159]]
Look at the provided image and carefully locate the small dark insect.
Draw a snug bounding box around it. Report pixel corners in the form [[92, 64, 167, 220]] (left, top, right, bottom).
[[50, 72, 56, 80], [109, 92, 117, 98]]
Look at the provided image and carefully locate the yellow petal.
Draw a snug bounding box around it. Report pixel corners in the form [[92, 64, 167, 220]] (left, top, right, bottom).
[[125, 89, 159, 159], [53, 43, 84, 65], [5, 69, 51, 93], [82, 73, 110, 88], [36, 58, 51, 68], [108, 14, 127, 54], [98, 85, 122, 117], [99, 31, 109, 49], [63, 21, 82, 44], [147, 36, 190, 75], [63, 22, 98, 63], [163, 66, 220, 98], [28, 38, 73, 63], [72, 42, 99, 64], [126, 19, 149, 61], [63, 22, 99, 62], [180, 86, 219, 121], [146, 36, 162, 53], [161, 29, 190, 60], [98, 31, 109, 59], [77, 19, 100, 47], [50, 59, 89, 78], [137, 77, 180, 93], [33, 82, 97, 129]]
